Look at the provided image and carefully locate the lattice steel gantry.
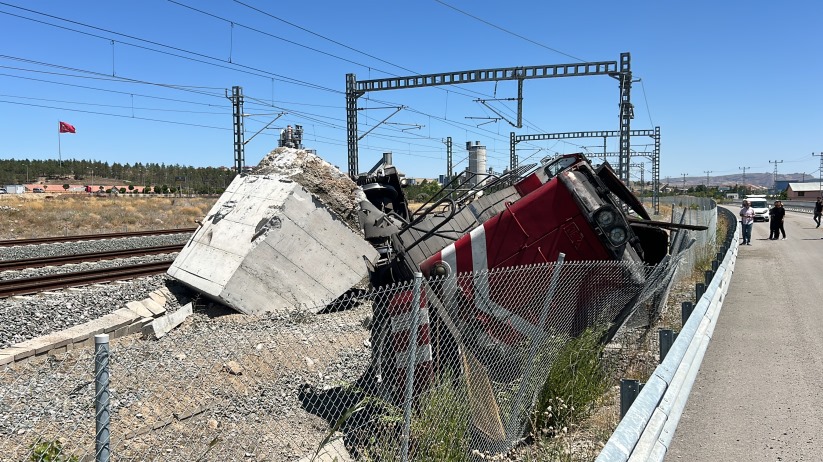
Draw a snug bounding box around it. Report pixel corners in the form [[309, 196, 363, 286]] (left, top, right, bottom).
[[345, 53, 631, 179], [509, 127, 661, 214]]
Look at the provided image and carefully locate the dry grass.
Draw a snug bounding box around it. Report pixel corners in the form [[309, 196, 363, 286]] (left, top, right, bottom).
[[0, 194, 217, 240]]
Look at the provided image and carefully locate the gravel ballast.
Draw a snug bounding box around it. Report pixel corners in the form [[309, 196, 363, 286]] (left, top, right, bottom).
[[0, 234, 193, 348]]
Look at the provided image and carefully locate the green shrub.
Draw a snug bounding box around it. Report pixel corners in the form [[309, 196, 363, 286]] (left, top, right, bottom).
[[343, 371, 470, 462], [531, 327, 609, 435], [408, 371, 470, 461], [29, 438, 78, 462]]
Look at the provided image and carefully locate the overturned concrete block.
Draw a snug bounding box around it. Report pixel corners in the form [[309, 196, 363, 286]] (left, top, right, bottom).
[[168, 149, 378, 315]]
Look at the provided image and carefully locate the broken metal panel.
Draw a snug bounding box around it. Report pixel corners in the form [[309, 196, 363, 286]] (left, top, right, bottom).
[[396, 185, 522, 266]]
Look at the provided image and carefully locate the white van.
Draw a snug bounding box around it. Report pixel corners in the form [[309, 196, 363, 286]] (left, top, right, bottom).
[[744, 196, 770, 222]]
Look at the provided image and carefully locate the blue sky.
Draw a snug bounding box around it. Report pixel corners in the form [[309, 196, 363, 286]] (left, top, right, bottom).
[[1, 0, 821, 183]]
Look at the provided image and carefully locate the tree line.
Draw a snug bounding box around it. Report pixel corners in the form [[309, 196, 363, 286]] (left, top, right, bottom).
[[0, 158, 236, 195]]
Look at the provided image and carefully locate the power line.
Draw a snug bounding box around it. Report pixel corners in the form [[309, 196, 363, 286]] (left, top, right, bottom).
[[1, 6, 529, 146], [0, 71, 229, 108], [638, 79, 654, 127], [0, 3, 341, 94], [0, 98, 232, 131], [430, 1, 656, 135], [0, 92, 230, 115], [0, 62, 223, 91], [2, 1, 589, 157], [231, 0, 439, 78], [173, 0, 506, 105], [0, 2, 606, 171], [168, 0, 386, 72], [244, 87, 522, 151], [227, 0, 560, 129], [432, 0, 584, 62], [0, 57, 224, 98]]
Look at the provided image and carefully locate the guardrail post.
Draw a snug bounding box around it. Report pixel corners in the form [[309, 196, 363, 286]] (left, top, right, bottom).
[[620, 379, 642, 419], [704, 270, 713, 286], [95, 334, 111, 462], [695, 282, 705, 300], [711, 260, 719, 272], [681, 301, 694, 325], [659, 329, 675, 362]]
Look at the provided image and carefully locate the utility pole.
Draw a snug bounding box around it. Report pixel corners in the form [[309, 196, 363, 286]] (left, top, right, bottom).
[[681, 173, 687, 191], [704, 170, 712, 187], [228, 86, 245, 174], [445, 137, 453, 179], [813, 152, 823, 196], [769, 160, 783, 195], [630, 162, 644, 193], [739, 166, 750, 195]]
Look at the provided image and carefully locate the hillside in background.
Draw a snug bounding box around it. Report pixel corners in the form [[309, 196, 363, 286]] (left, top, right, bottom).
[[662, 172, 819, 189]]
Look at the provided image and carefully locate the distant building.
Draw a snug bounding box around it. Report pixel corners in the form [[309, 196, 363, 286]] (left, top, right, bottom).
[[3, 185, 25, 194], [774, 180, 791, 192], [786, 182, 823, 201]]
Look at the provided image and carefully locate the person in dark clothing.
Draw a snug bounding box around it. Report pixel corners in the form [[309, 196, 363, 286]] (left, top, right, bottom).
[[814, 197, 823, 228], [776, 201, 787, 239], [769, 201, 786, 240]]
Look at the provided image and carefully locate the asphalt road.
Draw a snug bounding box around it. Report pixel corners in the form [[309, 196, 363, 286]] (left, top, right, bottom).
[[666, 207, 823, 461]]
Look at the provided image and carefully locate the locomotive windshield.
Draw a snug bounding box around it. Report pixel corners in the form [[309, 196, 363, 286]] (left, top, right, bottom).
[[543, 154, 583, 179]]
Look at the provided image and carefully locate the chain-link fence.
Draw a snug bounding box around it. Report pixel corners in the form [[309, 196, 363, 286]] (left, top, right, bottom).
[[0, 200, 719, 462], [660, 196, 717, 278]]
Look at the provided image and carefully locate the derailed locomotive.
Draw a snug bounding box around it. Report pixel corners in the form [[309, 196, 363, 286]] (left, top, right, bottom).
[[350, 154, 673, 435]]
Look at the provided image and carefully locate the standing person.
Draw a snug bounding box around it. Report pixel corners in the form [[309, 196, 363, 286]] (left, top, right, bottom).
[[814, 197, 823, 228], [776, 200, 787, 239], [740, 200, 755, 245], [769, 200, 786, 240]]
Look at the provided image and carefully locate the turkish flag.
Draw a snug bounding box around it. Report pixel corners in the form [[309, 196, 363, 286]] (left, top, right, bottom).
[[59, 121, 76, 133]]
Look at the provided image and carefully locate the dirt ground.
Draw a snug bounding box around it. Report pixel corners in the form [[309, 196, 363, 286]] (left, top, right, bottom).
[[0, 302, 374, 462]]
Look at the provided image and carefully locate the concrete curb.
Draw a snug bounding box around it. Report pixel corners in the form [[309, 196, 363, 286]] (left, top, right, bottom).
[[0, 288, 173, 365]]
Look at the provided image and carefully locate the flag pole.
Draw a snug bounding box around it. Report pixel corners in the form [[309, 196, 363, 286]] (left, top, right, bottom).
[[58, 121, 62, 168]]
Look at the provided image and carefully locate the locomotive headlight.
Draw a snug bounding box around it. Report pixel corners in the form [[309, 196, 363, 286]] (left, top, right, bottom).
[[595, 208, 617, 228], [608, 226, 628, 246], [432, 261, 451, 277]]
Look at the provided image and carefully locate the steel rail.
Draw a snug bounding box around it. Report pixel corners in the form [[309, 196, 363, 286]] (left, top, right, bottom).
[[0, 228, 197, 247], [0, 260, 173, 297], [0, 244, 184, 271]]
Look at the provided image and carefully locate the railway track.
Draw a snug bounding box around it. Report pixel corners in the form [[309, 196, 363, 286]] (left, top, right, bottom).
[[0, 228, 197, 247], [0, 244, 185, 271], [0, 260, 174, 297]]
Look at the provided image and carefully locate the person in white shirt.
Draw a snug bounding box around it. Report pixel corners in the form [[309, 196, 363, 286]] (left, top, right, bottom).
[[739, 200, 755, 245]]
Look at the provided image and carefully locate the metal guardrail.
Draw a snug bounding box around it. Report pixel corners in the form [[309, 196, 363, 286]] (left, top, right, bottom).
[[596, 209, 738, 462], [782, 204, 813, 214]]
